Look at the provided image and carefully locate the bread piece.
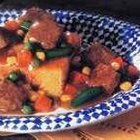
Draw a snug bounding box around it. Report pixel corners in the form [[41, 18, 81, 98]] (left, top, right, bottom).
[[31, 57, 70, 97]]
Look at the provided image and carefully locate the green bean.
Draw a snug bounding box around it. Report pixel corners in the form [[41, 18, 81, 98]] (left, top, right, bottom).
[[45, 47, 73, 59], [71, 87, 103, 108], [20, 21, 32, 32]]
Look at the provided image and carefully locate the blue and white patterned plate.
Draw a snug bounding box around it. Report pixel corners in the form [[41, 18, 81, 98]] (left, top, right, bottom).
[[0, 9, 140, 133]]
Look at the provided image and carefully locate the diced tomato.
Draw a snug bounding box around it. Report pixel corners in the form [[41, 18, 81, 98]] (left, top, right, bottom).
[[5, 20, 20, 31], [0, 53, 7, 64], [64, 84, 78, 97], [64, 32, 81, 46], [17, 49, 33, 67], [128, 65, 139, 77], [113, 57, 124, 67], [70, 71, 89, 84], [34, 94, 52, 112]]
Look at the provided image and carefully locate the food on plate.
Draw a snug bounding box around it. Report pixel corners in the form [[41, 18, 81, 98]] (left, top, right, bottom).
[[30, 57, 70, 97], [0, 79, 28, 112], [22, 7, 63, 49], [0, 8, 138, 114], [0, 27, 20, 49], [89, 63, 120, 94], [88, 43, 116, 66]]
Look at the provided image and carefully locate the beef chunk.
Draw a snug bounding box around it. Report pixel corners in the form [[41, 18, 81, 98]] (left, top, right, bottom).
[[89, 63, 120, 94], [88, 43, 116, 66], [20, 7, 54, 23], [21, 8, 63, 49], [0, 80, 28, 112], [0, 27, 21, 49]]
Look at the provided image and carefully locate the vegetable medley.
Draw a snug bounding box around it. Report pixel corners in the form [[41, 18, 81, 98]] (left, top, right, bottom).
[[0, 8, 138, 114]]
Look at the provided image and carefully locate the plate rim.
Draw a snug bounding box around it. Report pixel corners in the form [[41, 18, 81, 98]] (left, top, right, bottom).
[[0, 8, 139, 133]]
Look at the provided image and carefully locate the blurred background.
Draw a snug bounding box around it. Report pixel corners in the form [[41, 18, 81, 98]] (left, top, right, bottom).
[[0, 0, 139, 24]]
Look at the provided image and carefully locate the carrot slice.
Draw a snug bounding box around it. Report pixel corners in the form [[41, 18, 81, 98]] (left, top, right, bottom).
[[64, 84, 78, 97], [5, 20, 20, 31], [17, 49, 33, 67], [34, 94, 52, 112]]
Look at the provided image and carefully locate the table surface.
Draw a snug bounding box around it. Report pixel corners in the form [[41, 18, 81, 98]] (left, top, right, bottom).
[[0, 1, 140, 140]]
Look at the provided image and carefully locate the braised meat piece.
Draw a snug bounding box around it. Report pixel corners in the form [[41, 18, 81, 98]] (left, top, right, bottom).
[[0, 27, 20, 49], [88, 43, 116, 66], [21, 8, 63, 49], [20, 7, 54, 23], [89, 63, 120, 94], [0, 80, 28, 112]]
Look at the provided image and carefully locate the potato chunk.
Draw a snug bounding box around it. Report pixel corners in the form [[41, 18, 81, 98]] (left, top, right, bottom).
[[31, 58, 69, 97]]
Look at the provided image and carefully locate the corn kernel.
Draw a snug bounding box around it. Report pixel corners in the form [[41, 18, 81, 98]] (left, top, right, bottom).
[[16, 29, 25, 37], [36, 52, 46, 61], [29, 91, 39, 102], [120, 81, 132, 91], [61, 94, 71, 101], [30, 94, 38, 102], [38, 90, 46, 95], [7, 56, 17, 66], [111, 62, 121, 71], [28, 64, 34, 71], [60, 94, 72, 108], [82, 66, 91, 76], [29, 37, 37, 42]]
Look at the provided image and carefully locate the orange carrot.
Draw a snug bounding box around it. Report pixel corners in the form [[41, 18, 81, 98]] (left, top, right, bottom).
[[64, 32, 81, 46], [34, 94, 52, 112], [70, 71, 88, 84], [64, 84, 78, 97], [5, 20, 20, 31], [17, 49, 33, 67]]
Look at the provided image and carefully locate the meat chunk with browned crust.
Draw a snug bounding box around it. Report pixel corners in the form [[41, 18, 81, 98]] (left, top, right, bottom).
[[20, 7, 54, 23], [21, 8, 63, 49], [0, 80, 28, 112], [88, 43, 116, 66], [88, 63, 120, 94]]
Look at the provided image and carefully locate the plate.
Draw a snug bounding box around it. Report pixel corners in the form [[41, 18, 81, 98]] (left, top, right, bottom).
[[0, 9, 140, 133]]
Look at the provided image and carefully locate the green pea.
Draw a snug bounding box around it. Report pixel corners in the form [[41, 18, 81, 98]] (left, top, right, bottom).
[[21, 105, 33, 114], [7, 72, 19, 82]]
